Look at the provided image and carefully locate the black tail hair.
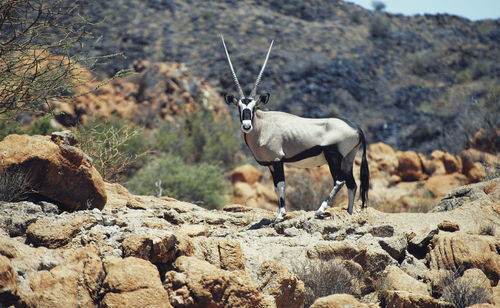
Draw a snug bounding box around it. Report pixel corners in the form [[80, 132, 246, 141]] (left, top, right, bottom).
[[359, 129, 369, 208]]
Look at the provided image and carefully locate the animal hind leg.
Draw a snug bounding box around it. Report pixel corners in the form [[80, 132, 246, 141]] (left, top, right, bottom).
[[315, 179, 345, 217], [345, 169, 357, 214], [316, 147, 344, 217], [341, 147, 359, 214]]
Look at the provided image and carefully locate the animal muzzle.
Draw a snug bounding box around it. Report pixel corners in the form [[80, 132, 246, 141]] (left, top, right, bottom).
[[241, 120, 253, 133], [240, 108, 253, 133]]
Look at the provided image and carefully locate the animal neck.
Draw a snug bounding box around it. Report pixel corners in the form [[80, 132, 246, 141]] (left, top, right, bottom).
[[242, 109, 266, 153]]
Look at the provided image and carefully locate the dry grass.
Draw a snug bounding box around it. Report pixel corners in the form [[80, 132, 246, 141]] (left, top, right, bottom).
[[479, 224, 496, 236], [285, 169, 332, 212], [439, 270, 493, 308], [0, 167, 35, 202], [291, 258, 361, 308]]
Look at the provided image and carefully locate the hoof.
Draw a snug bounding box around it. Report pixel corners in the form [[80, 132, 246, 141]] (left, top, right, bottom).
[[272, 216, 285, 225]]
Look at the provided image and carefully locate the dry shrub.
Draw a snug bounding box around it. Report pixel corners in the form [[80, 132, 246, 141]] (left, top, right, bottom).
[[440, 270, 493, 308], [286, 170, 332, 212], [291, 258, 361, 308], [479, 224, 496, 236], [0, 167, 35, 202]]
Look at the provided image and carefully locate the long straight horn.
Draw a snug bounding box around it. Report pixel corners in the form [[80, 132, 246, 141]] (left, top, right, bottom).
[[220, 35, 244, 98], [250, 40, 274, 98]]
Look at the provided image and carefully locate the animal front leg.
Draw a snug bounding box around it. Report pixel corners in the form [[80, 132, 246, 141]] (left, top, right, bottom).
[[269, 162, 286, 224], [315, 180, 345, 217]]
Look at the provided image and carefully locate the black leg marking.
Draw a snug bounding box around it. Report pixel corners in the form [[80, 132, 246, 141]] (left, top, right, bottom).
[[269, 162, 286, 224], [315, 145, 345, 215]]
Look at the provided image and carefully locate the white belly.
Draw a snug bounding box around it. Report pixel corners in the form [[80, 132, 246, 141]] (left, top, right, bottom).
[[286, 153, 327, 168]]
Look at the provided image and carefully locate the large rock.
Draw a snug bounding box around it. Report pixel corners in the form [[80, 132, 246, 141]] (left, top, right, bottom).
[[101, 256, 172, 308], [230, 164, 263, 185], [193, 238, 245, 271], [122, 231, 177, 264], [424, 173, 468, 199], [310, 294, 373, 308], [427, 232, 500, 286], [384, 290, 454, 308], [257, 260, 305, 308], [26, 246, 103, 308], [307, 240, 396, 292], [164, 256, 264, 308], [26, 215, 95, 248], [367, 143, 398, 174], [461, 149, 488, 183], [379, 265, 428, 296], [397, 151, 424, 181], [0, 133, 107, 210]]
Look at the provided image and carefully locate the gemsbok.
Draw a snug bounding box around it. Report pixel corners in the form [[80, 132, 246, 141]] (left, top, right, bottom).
[[221, 35, 369, 224]]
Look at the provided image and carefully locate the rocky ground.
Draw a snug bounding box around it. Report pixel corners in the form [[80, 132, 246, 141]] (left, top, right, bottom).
[[0, 176, 498, 307], [0, 133, 499, 307]]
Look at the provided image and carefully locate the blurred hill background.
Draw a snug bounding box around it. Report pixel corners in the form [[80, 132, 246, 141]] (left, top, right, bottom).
[[64, 0, 500, 154]]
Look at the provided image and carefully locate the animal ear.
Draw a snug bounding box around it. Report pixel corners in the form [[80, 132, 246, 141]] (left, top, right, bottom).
[[259, 93, 270, 104], [224, 93, 236, 105]]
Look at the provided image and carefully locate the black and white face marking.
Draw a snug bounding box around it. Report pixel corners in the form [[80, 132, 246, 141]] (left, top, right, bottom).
[[238, 97, 257, 133]]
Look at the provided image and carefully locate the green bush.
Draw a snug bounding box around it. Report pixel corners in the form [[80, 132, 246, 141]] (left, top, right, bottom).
[[409, 50, 442, 76], [0, 114, 57, 141], [154, 106, 239, 168], [26, 115, 58, 136], [0, 117, 23, 141], [370, 16, 390, 38], [75, 116, 149, 182], [127, 154, 227, 210]]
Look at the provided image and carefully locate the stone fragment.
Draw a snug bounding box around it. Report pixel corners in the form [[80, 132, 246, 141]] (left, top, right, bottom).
[[408, 227, 439, 258], [379, 265, 428, 296], [437, 220, 460, 232], [379, 235, 407, 261]]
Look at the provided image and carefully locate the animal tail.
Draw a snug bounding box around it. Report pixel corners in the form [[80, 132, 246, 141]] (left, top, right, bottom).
[[359, 129, 369, 208]]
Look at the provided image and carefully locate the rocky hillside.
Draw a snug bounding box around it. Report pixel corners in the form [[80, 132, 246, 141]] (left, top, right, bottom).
[[0, 132, 499, 307], [62, 0, 500, 154]]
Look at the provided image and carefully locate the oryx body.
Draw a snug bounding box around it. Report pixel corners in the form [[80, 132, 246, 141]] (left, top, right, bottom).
[[221, 36, 369, 224]]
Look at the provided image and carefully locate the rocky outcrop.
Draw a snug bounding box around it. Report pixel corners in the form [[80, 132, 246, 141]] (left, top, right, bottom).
[[0, 132, 106, 210], [230, 142, 497, 213], [54, 61, 229, 127], [164, 256, 265, 308], [427, 232, 500, 285], [0, 176, 498, 307]]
